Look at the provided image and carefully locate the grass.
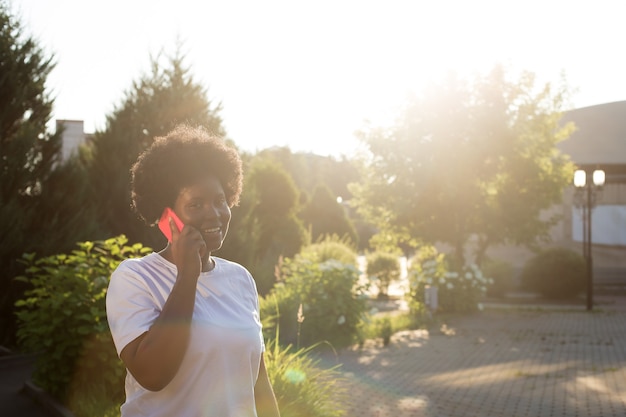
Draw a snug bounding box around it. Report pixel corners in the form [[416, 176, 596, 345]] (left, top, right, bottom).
[[357, 309, 426, 346], [265, 338, 348, 417], [67, 336, 350, 417], [67, 304, 429, 416]]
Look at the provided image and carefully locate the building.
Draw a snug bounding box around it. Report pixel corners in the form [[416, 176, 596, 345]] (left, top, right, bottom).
[[56, 119, 93, 161], [559, 101, 626, 286], [485, 101, 626, 287]]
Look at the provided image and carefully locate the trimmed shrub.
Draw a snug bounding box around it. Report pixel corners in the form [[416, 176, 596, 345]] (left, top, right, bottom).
[[14, 236, 151, 403], [297, 235, 358, 268], [482, 258, 515, 298], [357, 311, 420, 347], [365, 251, 400, 299], [520, 247, 586, 299]]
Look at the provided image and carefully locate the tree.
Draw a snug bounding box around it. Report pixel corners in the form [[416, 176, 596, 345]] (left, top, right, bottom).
[[366, 251, 401, 299], [241, 159, 309, 294], [253, 147, 372, 249], [0, 1, 66, 345], [351, 66, 575, 267], [85, 48, 224, 247], [300, 184, 357, 245]]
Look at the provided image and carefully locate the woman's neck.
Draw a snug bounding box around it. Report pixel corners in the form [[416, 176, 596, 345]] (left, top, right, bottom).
[[202, 256, 215, 272], [159, 246, 215, 272]]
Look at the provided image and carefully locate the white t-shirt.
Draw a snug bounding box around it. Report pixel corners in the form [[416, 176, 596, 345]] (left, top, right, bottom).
[[106, 253, 264, 417]]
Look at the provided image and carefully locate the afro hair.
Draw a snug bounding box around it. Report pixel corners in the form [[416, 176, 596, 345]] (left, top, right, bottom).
[[130, 124, 243, 226]]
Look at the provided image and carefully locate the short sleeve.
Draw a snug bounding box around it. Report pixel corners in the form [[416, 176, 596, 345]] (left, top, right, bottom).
[[246, 269, 265, 353], [106, 260, 161, 356]]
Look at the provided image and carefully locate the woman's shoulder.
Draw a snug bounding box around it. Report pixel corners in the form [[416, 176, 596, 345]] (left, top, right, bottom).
[[212, 258, 259, 298], [116, 251, 155, 268], [213, 257, 250, 275], [112, 252, 169, 277]]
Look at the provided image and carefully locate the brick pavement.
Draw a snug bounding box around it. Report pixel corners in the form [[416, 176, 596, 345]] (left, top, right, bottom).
[[319, 303, 626, 417]]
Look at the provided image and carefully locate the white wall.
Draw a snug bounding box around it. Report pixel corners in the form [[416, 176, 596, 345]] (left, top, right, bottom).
[[56, 120, 85, 160], [572, 205, 626, 246]]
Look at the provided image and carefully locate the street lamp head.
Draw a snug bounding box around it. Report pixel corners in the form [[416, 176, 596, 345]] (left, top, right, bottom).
[[574, 170, 586, 188], [593, 170, 605, 186]]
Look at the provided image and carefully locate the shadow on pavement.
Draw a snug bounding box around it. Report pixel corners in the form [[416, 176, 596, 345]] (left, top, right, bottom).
[[0, 347, 74, 417]]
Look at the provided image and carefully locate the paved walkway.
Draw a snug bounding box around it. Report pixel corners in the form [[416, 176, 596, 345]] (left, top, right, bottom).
[[319, 298, 626, 417], [4, 296, 626, 416], [0, 352, 50, 417]]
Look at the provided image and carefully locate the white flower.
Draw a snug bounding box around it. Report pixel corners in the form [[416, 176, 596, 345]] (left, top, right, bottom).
[[337, 315, 346, 325], [320, 259, 343, 271], [465, 272, 472, 279], [450, 272, 459, 278], [444, 272, 456, 279], [477, 303, 484, 311], [446, 282, 454, 289], [423, 260, 436, 268]]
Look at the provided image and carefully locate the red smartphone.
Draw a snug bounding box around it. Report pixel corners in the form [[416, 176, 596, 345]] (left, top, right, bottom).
[[158, 207, 185, 242]]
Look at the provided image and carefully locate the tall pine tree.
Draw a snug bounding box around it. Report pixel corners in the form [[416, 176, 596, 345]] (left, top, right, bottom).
[[85, 49, 224, 248], [0, 1, 63, 345]]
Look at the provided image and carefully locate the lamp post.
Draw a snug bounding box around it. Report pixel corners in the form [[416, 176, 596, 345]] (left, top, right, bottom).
[[573, 169, 605, 311]]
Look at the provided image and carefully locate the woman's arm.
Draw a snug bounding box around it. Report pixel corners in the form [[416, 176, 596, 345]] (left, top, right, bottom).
[[119, 273, 196, 391], [119, 220, 205, 391], [255, 354, 280, 417]]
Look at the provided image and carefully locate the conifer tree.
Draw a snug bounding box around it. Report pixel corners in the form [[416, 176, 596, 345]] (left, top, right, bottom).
[[86, 49, 224, 247], [0, 1, 63, 344]]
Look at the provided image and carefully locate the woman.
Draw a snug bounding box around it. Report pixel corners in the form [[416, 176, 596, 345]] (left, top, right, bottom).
[[106, 125, 280, 417]]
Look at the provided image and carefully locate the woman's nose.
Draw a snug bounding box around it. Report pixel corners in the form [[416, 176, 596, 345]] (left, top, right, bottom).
[[203, 203, 222, 219]]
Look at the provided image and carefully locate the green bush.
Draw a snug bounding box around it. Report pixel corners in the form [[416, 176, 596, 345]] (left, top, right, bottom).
[[14, 236, 151, 403], [377, 317, 393, 346], [262, 257, 367, 349], [407, 247, 492, 313], [265, 338, 347, 417], [365, 251, 400, 299], [520, 247, 586, 299], [297, 235, 358, 268], [482, 258, 515, 297], [357, 311, 420, 347]]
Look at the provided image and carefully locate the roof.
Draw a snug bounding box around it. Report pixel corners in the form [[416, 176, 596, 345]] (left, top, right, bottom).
[[558, 101, 626, 165]]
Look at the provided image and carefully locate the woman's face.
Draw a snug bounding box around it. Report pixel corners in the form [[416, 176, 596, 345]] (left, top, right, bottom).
[[173, 174, 231, 253]]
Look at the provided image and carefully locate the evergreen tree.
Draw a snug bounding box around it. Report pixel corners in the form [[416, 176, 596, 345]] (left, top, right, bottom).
[[242, 160, 309, 294], [85, 49, 224, 247], [0, 1, 63, 345], [252, 147, 372, 249], [300, 184, 357, 245]]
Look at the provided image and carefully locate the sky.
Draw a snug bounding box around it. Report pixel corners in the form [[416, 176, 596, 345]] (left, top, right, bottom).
[[10, 0, 626, 157]]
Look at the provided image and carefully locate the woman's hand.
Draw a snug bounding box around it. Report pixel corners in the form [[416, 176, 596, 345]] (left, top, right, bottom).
[[168, 216, 206, 280], [118, 216, 206, 391]]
